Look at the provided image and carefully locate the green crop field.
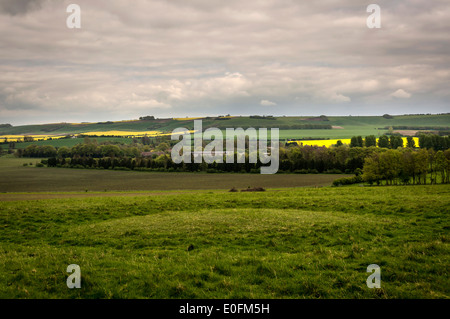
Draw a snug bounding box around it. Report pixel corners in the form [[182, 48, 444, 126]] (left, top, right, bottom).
[[0, 185, 448, 299]]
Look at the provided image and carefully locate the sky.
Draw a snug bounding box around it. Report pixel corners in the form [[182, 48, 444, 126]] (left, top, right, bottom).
[[0, 0, 449, 125]]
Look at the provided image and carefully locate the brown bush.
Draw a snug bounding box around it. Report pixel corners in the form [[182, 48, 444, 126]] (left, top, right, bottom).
[[240, 187, 266, 192]]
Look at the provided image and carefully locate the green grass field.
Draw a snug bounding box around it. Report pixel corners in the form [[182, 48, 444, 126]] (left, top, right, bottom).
[[0, 156, 448, 299], [0, 185, 448, 298], [0, 137, 134, 150]]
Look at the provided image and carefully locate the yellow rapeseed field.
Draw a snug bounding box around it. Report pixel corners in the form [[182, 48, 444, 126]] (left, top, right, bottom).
[[294, 137, 419, 147], [79, 130, 167, 137], [0, 129, 199, 142], [0, 135, 67, 142], [295, 139, 351, 147]]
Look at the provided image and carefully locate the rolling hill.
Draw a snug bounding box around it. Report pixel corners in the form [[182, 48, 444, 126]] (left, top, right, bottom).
[[1, 113, 449, 143]]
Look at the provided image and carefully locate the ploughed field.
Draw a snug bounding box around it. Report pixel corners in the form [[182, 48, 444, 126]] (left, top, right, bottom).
[[0, 158, 346, 193]]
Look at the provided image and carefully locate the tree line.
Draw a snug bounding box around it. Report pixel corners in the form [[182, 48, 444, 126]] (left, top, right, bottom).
[[207, 124, 332, 130], [12, 133, 450, 184], [346, 134, 450, 151], [362, 148, 450, 185], [40, 141, 375, 174], [15, 139, 169, 159]]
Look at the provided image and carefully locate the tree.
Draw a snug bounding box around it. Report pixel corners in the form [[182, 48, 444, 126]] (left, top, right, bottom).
[[100, 144, 122, 157], [335, 140, 343, 147], [47, 157, 58, 167], [406, 136, 415, 148], [83, 136, 93, 145], [379, 149, 402, 185], [362, 153, 382, 185], [419, 134, 433, 149], [346, 147, 366, 172], [389, 135, 403, 149], [141, 135, 151, 145], [377, 135, 389, 148], [428, 149, 437, 184], [388, 126, 394, 135], [364, 135, 377, 147], [72, 143, 97, 157], [357, 136, 363, 147], [400, 149, 418, 184], [414, 149, 429, 184], [156, 142, 170, 152], [435, 151, 446, 184], [124, 146, 140, 158], [139, 116, 155, 120], [444, 149, 450, 184], [154, 154, 169, 169], [14, 148, 23, 157], [350, 136, 363, 148], [23, 145, 38, 157], [57, 146, 71, 158], [40, 145, 57, 157]]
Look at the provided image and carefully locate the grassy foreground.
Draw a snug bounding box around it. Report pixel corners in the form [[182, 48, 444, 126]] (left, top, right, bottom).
[[0, 185, 449, 299]]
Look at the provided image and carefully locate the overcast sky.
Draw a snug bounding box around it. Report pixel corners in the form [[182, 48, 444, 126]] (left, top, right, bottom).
[[0, 0, 449, 125]]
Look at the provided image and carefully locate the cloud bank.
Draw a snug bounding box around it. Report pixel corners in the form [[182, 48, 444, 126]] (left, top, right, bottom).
[[0, 0, 449, 124]]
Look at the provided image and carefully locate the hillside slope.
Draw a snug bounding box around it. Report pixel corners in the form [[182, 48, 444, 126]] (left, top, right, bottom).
[[1, 114, 449, 140]]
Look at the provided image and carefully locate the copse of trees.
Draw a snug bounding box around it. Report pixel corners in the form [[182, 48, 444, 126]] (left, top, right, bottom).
[[362, 148, 450, 185], [349, 134, 449, 150], [14, 137, 154, 159], [249, 115, 276, 120], [139, 116, 155, 120], [210, 124, 332, 130], [418, 134, 450, 151], [15, 145, 57, 158], [384, 125, 450, 131], [348, 135, 406, 149], [278, 144, 373, 173]]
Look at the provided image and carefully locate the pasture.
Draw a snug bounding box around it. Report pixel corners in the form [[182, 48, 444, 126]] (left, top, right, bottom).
[[0, 185, 448, 298], [0, 155, 448, 299]]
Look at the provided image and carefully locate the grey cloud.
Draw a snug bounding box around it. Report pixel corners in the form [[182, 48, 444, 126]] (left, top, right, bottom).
[[0, 0, 45, 16], [0, 0, 449, 125]]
